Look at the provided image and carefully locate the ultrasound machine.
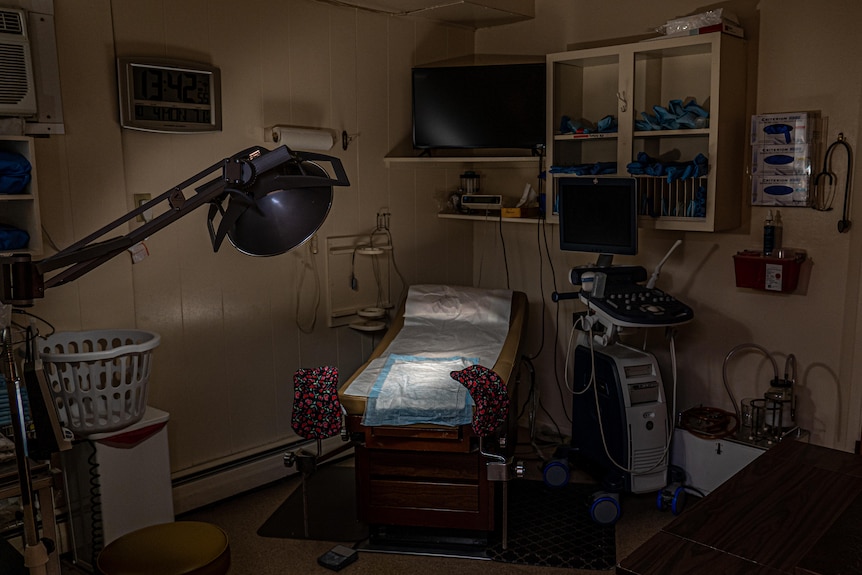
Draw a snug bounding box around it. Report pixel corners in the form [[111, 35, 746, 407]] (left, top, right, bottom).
[[552, 176, 694, 525]]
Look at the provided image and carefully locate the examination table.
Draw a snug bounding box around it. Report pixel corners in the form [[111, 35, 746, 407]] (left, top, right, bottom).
[[338, 286, 528, 534]]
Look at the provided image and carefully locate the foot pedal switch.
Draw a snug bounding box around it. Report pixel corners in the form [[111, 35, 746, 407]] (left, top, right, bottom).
[[318, 545, 358, 571]]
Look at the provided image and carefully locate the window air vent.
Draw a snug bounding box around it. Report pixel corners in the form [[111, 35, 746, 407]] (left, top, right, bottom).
[[0, 7, 36, 115], [0, 8, 24, 35]]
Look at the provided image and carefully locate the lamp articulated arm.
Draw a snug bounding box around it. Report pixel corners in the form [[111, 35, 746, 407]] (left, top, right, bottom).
[[0, 144, 349, 575], [0, 145, 350, 306]]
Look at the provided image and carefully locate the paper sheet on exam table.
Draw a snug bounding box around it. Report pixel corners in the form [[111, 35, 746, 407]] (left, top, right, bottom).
[[343, 285, 513, 398]]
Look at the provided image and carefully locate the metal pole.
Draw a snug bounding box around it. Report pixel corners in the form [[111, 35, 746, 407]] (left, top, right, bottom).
[[2, 323, 49, 575]]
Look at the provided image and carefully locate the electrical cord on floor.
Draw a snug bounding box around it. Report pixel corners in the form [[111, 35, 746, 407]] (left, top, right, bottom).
[[497, 211, 510, 289], [524, 217, 548, 360], [517, 356, 536, 422], [550, 299, 573, 425], [516, 356, 567, 457], [667, 464, 707, 498]]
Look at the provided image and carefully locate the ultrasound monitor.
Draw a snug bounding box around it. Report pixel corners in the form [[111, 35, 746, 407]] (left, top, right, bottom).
[[557, 177, 638, 267]]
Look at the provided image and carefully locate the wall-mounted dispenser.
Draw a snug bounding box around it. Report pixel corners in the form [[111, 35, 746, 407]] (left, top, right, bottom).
[[265, 125, 335, 151], [733, 249, 807, 293]]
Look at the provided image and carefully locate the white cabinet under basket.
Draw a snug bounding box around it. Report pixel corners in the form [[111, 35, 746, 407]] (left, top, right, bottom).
[[546, 32, 748, 232]]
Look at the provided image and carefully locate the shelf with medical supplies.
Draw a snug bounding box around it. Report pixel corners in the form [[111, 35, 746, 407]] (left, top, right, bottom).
[[437, 211, 555, 224], [384, 152, 541, 167], [546, 31, 748, 232], [0, 135, 42, 257]]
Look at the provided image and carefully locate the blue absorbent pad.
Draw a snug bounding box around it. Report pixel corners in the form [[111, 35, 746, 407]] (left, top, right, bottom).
[[362, 354, 477, 427]]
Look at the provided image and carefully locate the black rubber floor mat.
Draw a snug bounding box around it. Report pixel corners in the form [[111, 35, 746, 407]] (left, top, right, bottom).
[[486, 480, 616, 570], [257, 465, 368, 542]]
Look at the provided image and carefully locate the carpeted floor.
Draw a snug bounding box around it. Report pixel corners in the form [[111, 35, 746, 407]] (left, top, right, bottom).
[[257, 463, 615, 570], [173, 452, 678, 575]]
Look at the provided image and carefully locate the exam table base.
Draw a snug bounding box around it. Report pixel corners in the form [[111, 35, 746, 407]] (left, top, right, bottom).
[[348, 415, 498, 534]]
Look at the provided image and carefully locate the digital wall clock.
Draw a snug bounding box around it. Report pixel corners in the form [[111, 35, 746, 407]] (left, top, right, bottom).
[[117, 58, 222, 133]]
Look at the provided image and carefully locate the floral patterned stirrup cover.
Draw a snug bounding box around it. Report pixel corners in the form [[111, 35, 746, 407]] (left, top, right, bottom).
[[291, 366, 342, 439], [449, 364, 509, 437]]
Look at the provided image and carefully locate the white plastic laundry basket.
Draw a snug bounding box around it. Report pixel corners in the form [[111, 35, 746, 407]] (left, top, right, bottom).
[[39, 329, 160, 436]]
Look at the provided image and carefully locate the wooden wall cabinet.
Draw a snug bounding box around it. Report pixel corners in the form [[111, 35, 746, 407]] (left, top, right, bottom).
[[546, 32, 747, 232]]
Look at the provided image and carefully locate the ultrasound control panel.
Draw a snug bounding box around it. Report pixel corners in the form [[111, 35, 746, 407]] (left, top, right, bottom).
[[581, 284, 694, 327]]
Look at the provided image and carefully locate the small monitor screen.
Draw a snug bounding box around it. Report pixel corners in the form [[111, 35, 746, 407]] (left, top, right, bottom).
[[557, 177, 638, 263]]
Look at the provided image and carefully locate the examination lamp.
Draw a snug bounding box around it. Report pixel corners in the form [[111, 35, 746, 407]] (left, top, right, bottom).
[[0, 144, 350, 306], [0, 144, 349, 575]]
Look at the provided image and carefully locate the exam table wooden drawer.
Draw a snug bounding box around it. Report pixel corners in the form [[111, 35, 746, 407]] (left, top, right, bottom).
[[369, 479, 480, 512], [366, 450, 480, 481], [355, 440, 494, 530]]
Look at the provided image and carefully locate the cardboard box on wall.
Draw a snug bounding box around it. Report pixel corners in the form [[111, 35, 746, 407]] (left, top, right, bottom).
[[751, 175, 810, 207], [751, 143, 812, 176], [751, 112, 811, 145]]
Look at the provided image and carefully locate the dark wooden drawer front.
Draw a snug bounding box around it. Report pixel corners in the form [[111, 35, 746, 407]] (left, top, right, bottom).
[[370, 479, 480, 512], [367, 450, 479, 481]]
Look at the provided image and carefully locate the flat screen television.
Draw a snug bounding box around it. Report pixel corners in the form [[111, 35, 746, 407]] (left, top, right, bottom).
[[557, 177, 638, 266], [411, 62, 546, 151]]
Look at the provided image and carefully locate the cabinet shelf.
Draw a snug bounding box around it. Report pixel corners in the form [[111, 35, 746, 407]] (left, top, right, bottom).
[[553, 132, 618, 141], [633, 128, 710, 138], [0, 135, 42, 256], [385, 154, 541, 167], [438, 211, 556, 225]]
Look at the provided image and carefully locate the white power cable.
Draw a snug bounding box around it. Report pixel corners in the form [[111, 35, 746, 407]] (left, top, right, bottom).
[[294, 242, 320, 334]]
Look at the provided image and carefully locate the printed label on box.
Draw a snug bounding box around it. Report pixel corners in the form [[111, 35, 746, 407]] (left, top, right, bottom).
[[765, 263, 783, 291], [751, 112, 810, 145], [752, 175, 810, 206], [752, 144, 811, 176]]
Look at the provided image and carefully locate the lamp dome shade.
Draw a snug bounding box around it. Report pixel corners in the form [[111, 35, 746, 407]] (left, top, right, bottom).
[[227, 159, 333, 256]]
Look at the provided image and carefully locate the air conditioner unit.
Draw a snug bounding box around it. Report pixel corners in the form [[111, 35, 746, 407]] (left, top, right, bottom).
[[0, 7, 37, 116]]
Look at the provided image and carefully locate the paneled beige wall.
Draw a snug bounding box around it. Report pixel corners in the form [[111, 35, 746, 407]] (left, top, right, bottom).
[[478, 0, 862, 450], [29, 0, 862, 495], [32, 0, 475, 477]]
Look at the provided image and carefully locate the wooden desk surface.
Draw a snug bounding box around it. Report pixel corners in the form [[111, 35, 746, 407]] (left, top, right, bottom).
[[618, 440, 862, 575]]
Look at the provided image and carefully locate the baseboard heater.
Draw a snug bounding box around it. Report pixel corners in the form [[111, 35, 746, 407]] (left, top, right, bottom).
[[172, 436, 350, 515]]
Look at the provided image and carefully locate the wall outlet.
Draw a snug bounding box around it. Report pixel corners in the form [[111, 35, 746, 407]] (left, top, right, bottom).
[[133, 194, 152, 222]]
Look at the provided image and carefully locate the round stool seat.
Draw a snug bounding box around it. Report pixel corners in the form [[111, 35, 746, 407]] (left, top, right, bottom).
[[97, 521, 230, 575]]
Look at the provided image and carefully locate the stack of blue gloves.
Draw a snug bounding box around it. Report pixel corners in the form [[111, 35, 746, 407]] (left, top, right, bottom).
[[626, 152, 708, 182], [636, 99, 709, 131], [559, 114, 618, 134], [549, 162, 618, 176]]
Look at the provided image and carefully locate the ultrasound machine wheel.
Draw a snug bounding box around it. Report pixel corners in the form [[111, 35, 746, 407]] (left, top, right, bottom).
[[589, 491, 621, 525], [542, 459, 571, 488], [657, 484, 686, 515]]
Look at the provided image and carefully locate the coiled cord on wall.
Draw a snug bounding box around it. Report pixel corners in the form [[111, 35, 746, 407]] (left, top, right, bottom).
[[87, 440, 104, 565]]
